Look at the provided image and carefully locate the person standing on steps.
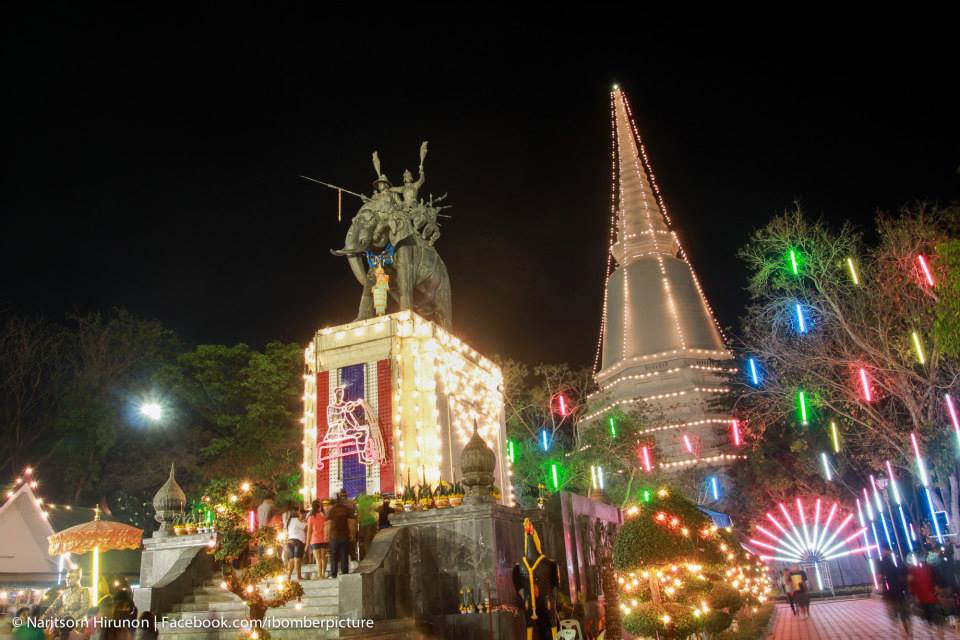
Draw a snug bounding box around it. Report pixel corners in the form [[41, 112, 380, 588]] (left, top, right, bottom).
[[326, 493, 353, 578], [305, 500, 327, 580], [285, 504, 307, 582]]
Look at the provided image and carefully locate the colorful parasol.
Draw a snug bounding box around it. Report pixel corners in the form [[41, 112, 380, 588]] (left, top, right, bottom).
[[48, 511, 143, 555], [47, 507, 143, 604]]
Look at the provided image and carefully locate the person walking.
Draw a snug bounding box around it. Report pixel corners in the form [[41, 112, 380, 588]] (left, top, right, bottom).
[[878, 548, 911, 638], [326, 493, 353, 578], [256, 492, 275, 530], [378, 498, 394, 530], [285, 505, 307, 582], [781, 569, 797, 616], [305, 500, 327, 579], [356, 493, 377, 560], [910, 555, 946, 640]]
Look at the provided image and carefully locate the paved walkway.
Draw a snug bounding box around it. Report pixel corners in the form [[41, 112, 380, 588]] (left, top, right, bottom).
[[770, 598, 960, 639]]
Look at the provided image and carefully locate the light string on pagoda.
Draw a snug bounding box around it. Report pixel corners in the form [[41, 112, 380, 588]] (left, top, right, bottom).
[[615, 90, 632, 363], [591, 89, 621, 373], [618, 88, 729, 345], [583, 386, 730, 422]]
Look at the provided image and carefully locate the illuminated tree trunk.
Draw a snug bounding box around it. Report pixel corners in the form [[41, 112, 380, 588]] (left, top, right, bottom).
[[601, 554, 622, 640], [648, 572, 661, 606]]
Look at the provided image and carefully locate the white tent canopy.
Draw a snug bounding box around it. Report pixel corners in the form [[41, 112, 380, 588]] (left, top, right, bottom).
[[0, 483, 61, 585]]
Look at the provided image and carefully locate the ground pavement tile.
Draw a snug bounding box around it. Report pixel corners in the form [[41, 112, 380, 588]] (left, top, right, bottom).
[[769, 598, 960, 640]]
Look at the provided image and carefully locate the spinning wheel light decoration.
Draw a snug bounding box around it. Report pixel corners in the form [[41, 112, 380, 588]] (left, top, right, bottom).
[[750, 498, 875, 588]]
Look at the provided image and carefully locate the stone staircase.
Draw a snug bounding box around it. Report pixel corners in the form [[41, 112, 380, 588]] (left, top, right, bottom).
[[157, 563, 342, 640]]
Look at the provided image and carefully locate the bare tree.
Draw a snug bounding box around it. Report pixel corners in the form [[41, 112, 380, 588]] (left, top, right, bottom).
[[734, 204, 960, 529], [0, 311, 64, 474]]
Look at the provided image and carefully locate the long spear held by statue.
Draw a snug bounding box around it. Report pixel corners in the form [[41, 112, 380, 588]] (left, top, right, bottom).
[[299, 175, 370, 222]]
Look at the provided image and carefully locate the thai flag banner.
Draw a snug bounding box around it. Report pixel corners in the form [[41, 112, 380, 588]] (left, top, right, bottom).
[[314, 359, 393, 499]]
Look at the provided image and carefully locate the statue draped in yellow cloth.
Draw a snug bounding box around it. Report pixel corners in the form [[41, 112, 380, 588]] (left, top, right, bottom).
[[512, 518, 560, 640], [372, 266, 390, 316]]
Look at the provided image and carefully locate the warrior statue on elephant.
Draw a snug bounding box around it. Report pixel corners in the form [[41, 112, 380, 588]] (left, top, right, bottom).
[[325, 141, 453, 329]]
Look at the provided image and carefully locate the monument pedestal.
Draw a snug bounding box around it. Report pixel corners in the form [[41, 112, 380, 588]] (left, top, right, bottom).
[[134, 532, 216, 615], [303, 311, 512, 504]]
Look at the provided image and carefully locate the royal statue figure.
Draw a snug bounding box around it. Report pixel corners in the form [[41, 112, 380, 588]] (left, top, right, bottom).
[[512, 518, 560, 640], [325, 141, 453, 328], [44, 567, 92, 623]]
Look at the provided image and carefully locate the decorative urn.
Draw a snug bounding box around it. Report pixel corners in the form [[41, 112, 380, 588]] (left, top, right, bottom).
[[153, 463, 186, 536], [460, 421, 496, 504]]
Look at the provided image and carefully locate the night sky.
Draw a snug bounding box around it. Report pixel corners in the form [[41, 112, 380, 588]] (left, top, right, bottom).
[[3, 12, 957, 367]]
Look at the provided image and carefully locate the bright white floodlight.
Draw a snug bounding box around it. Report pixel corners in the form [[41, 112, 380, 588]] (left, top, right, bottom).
[[139, 402, 164, 422]]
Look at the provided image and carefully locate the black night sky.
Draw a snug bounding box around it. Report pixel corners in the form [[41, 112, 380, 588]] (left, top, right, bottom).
[[2, 11, 957, 366]]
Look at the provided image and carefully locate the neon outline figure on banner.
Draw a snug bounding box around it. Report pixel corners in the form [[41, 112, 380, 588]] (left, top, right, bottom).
[[316, 386, 386, 470]]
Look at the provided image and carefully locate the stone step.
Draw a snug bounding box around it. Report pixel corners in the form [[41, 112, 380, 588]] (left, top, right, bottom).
[[162, 608, 249, 621], [183, 593, 244, 604], [171, 601, 247, 613], [266, 605, 338, 618]]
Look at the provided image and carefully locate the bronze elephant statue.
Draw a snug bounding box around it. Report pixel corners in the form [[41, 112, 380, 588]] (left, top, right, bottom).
[[332, 205, 452, 329]]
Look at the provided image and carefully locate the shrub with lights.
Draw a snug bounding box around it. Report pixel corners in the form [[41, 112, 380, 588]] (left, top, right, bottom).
[[203, 480, 303, 638], [614, 489, 771, 639]]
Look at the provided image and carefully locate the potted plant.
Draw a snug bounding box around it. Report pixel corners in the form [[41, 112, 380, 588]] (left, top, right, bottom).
[[435, 481, 450, 508], [449, 482, 464, 507], [402, 485, 416, 512], [173, 514, 185, 536], [418, 483, 433, 510], [185, 513, 197, 535]]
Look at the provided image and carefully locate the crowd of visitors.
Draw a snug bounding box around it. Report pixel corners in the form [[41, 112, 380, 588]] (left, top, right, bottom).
[[878, 543, 960, 639], [255, 490, 394, 581]]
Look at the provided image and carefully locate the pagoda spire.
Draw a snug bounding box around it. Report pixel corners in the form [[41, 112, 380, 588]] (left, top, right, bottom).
[[588, 86, 736, 471], [594, 86, 727, 375], [610, 87, 678, 264]]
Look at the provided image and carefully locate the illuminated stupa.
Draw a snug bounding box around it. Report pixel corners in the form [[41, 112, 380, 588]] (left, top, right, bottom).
[[586, 86, 738, 471]]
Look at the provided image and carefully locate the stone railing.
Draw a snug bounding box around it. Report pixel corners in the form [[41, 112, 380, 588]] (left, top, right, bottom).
[[134, 533, 217, 615]]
